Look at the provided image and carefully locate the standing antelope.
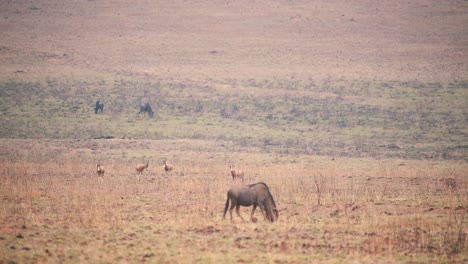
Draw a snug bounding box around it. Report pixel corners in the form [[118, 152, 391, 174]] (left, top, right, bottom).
[[96, 163, 105, 184], [229, 165, 244, 180], [445, 178, 457, 189], [163, 159, 173, 173], [135, 161, 149, 182]]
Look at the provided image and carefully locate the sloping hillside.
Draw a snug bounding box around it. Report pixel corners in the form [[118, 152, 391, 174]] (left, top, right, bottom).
[[0, 0, 466, 81]]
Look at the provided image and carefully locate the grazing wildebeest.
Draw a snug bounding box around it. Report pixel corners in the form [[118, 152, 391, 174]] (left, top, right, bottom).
[[95, 100, 104, 114], [223, 182, 279, 222], [138, 103, 154, 118]]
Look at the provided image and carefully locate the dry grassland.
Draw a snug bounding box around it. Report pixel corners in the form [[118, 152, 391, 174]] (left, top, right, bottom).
[[0, 0, 467, 263], [0, 140, 466, 263], [0, 0, 466, 82]]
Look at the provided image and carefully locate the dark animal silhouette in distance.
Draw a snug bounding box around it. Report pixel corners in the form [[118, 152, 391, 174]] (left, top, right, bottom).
[[138, 103, 154, 118], [95, 100, 104, 114], [223, 182, 279, 222]]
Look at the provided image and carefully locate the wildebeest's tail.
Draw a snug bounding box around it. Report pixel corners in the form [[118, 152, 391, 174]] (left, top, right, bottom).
[[223, 192, 230, 219]]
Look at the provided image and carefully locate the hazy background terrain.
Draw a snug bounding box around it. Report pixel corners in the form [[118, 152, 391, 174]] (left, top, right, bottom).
[[0, 0, 466, 81], [0, 0, 467, 160]]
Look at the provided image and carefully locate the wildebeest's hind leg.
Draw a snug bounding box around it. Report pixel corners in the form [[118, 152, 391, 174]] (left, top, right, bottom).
[[229, 198, 237, 221], [223, 194, 230, 220]]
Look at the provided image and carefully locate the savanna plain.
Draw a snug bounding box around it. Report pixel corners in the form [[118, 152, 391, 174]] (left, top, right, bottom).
[[0, 0, 467, 263]]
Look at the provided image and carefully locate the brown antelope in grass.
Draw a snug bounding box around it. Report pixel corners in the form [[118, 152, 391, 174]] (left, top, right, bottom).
[[445, 177, 457, 189], [96, 163, 105, 184], [229, 165, 244, 180], [163, 159, 173, 173], [135, 161, 149, 181]]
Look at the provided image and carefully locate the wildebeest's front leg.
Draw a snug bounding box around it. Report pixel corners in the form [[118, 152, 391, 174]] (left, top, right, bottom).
[[250, 204, 257, 222], [258, 204, 266, 220], [235, 204, 246, 221]]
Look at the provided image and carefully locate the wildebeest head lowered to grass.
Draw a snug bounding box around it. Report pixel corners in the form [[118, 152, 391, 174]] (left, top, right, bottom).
[[223, 182, 279, 222], [138, 102, 154, 118]]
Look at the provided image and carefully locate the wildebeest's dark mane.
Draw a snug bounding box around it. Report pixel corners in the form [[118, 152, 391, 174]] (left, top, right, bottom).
[[248, 182, 268, 188], [247, 182, 276, 206]]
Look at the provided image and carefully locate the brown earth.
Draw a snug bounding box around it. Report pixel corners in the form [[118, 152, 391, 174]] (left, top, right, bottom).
[[0, 0, 466, 82]]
